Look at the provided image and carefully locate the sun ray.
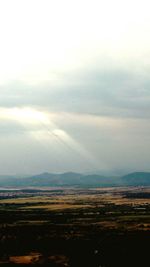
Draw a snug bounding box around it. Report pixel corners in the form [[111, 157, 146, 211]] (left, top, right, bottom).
[[0, 107, 109, 170], [52, 129, 108, 170]]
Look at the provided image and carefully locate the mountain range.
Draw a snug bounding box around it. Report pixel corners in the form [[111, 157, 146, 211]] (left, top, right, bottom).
[[0, 171, 150, 188]]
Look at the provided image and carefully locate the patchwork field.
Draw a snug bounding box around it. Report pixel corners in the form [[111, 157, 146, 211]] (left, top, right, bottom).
[[0, 187, 150, 266]]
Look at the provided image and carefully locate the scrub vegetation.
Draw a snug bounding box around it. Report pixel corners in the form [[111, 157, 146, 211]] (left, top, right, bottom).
[[0, 187, 150, 266]]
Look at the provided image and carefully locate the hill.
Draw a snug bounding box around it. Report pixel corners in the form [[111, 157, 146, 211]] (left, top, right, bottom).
[[0, 171, 150, 188], [122, 172, 150, 186]]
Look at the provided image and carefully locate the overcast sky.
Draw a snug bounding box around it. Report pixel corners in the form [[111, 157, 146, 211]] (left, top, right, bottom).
[[0, 0, 150, 175]]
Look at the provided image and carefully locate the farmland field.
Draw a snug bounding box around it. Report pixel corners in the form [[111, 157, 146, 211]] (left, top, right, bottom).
[[0, 187, 150, 266]]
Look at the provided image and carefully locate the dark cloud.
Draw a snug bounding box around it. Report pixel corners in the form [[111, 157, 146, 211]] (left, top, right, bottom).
[[1, 67, 150, 119]]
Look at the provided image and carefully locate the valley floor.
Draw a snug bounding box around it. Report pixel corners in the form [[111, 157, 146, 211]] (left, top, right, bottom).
[[0, 187, 150, 266]]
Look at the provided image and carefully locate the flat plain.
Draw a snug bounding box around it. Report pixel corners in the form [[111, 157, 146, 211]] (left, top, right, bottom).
[[0, 187, 150, 266]]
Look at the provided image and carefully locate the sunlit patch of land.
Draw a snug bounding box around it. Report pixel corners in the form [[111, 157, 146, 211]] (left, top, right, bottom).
[[9, 253, 42, 264], [22, 203, 92, 211]]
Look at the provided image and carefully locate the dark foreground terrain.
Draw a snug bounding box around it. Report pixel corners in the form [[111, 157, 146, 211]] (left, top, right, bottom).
[[0, 187, 150, 266]]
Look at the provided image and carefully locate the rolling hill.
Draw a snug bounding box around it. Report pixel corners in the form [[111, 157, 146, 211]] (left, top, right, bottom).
[[0, 171, 150, 188], [122, 172, 150, 186]]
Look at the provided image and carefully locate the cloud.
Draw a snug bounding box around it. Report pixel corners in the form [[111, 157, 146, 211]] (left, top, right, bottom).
[[1, 66, 150, 120], [0, 0, 150, 174]]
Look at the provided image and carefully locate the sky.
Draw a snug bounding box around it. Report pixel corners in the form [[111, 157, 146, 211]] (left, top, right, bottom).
[[0, 0, 150, 175]]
